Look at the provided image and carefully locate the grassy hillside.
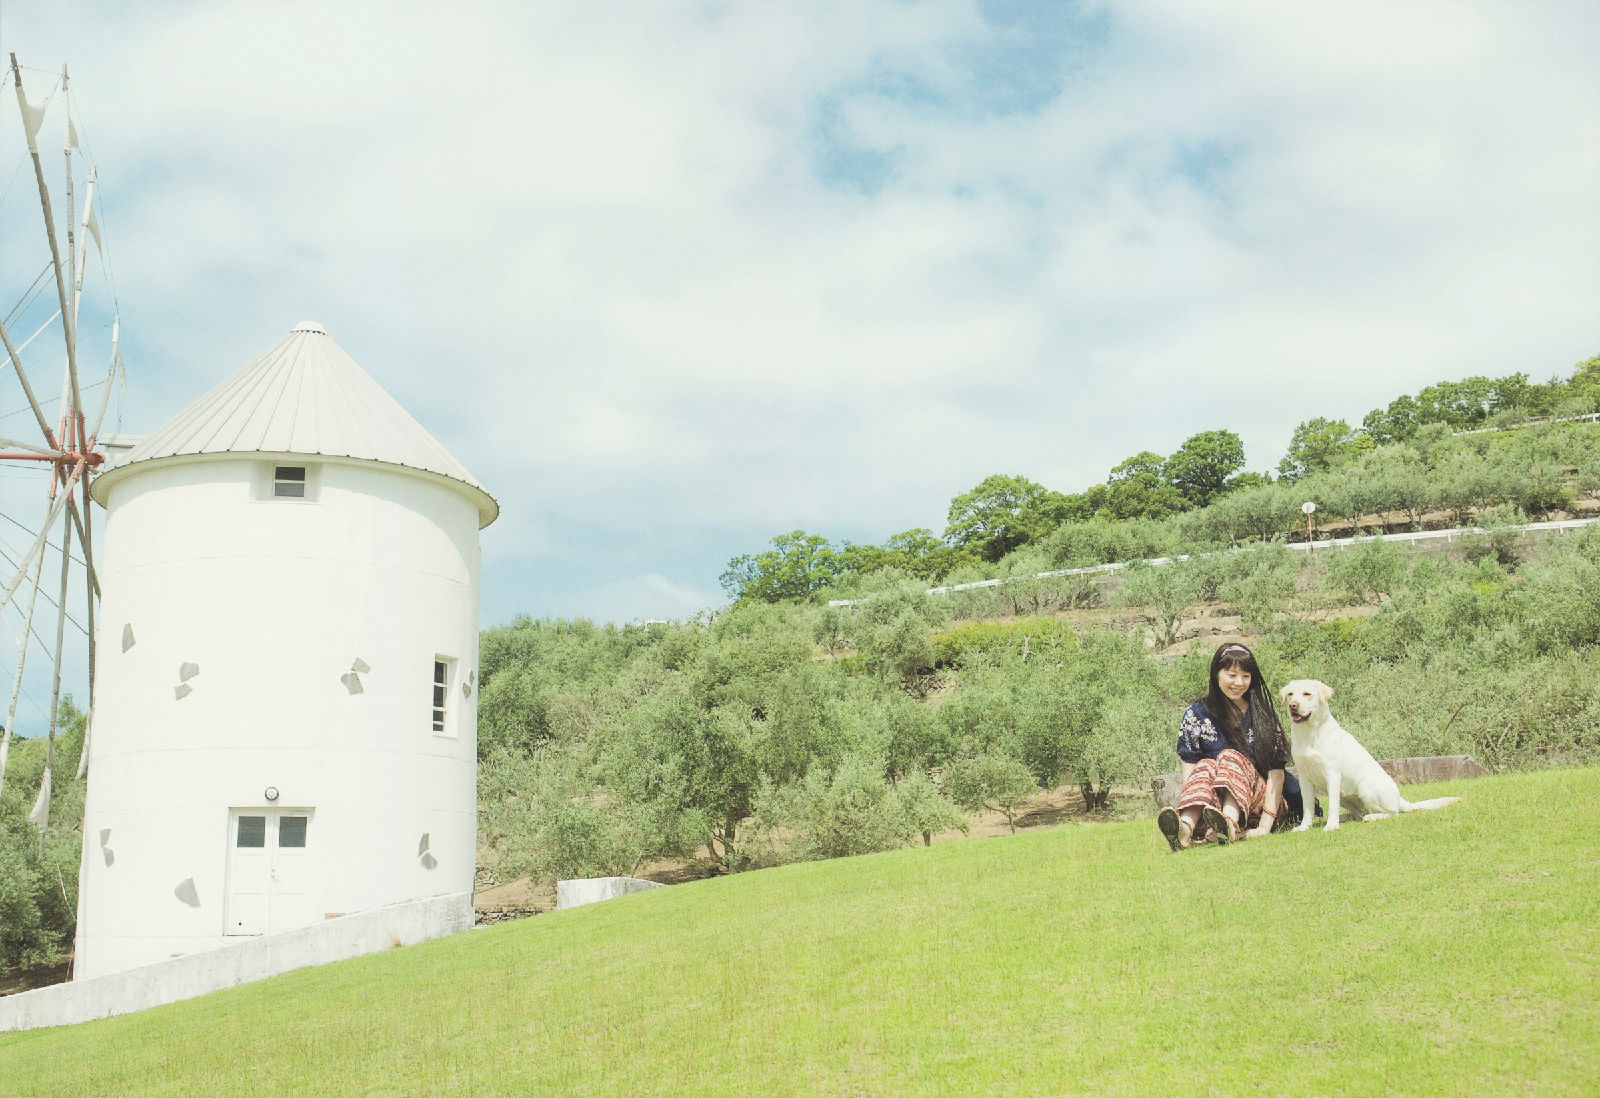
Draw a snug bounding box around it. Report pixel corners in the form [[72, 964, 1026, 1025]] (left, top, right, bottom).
[[3, 769, 1596, 1097]]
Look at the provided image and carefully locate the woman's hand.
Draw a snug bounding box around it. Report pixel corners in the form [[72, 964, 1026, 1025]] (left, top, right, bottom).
[[1249, 768, 1286, 837]]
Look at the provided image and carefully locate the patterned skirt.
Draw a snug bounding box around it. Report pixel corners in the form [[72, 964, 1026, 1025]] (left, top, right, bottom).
[[1177, 749, 1282, 834]]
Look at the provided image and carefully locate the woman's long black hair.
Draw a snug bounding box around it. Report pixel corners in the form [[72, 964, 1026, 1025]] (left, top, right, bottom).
[[1202, 642, 1287, 777]]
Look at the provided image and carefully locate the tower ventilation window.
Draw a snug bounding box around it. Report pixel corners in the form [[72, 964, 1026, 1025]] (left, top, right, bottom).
[[432, 657, 456, 737], [273, 466, 307, 498]]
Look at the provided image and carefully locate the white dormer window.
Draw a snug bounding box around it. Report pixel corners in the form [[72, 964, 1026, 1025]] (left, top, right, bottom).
[[255, 462, 319, 502], [273, 466, 306, 498]]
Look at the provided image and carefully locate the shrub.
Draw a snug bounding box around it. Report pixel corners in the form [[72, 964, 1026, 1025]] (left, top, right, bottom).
[[0, 702, 87, 974], [891, 769, 970, 846], [1113, 561, 1202, 648], [930, 618, 1080, 669], [1039, 518, 1175, 569], [1074, 694, 1173, 810], [1324, 537, 1410, 605], [944, 754, 1038, 832], [1216, 544, 1301, 627], [746, 756, 916, 862], [1456, 505, 1527, 567]]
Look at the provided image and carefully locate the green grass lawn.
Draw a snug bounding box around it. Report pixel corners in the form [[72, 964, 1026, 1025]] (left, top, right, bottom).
[[3, 768, 1597, 1096]]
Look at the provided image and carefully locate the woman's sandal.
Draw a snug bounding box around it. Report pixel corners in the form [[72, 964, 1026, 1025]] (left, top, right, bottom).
[[1157, 807, 1182, 852], [1203, 805, 1242, 845]]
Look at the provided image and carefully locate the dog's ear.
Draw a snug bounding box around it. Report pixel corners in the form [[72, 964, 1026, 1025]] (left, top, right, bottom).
[[1316, 681, 1333, 703], [1279, 683, 1292, 701]]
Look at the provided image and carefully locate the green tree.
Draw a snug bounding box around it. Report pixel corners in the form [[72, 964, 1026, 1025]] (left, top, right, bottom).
[[944, 754, 1037, 833], [944, 474, 1054, 562], [721, 530, 842, 603], [1114, 561, 1202, 648], [1106, 451, 1189, 520], [1165, 429, 1246, 506], [891, 769, 969, 846], [861, 609, 936, 689], [747, 756, 918, 862], [1277, 417, 1370, 481], [855, 528, 978, 582], [1415, 376, 1500, 429], [1566, 355, 1600, 413], [0, 697, 87, 972], [1362, 393, 1421, 444]]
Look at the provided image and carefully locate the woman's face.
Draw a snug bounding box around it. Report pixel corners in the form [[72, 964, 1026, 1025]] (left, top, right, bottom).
[[1217, 663, 1251, 703]]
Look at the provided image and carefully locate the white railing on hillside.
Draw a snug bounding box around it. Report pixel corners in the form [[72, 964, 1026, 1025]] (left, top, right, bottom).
[[1454, 411, 1600, 437], [825, 516, 1600, 607]]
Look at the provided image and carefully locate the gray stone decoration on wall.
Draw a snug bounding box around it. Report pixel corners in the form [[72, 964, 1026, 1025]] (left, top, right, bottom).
[[174, 661, 200, 700], [342, 657, 371, 694]]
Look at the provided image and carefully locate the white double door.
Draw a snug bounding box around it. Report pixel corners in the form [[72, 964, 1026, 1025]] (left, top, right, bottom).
[[225, 809, 315, 936]]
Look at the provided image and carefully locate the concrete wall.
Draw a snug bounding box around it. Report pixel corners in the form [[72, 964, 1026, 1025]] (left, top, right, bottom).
[[76, 457, 481, 979], [556, 876, 665, 910], [0, 892, 473, 1032]]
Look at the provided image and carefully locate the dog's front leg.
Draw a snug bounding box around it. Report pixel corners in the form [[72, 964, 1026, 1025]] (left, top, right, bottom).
[[1293, 779, 1316, 832], [1324, 770, 1342, 830]]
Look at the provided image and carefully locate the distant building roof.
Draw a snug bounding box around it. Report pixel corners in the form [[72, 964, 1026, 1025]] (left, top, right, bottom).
[[91, 323, 498, 527]]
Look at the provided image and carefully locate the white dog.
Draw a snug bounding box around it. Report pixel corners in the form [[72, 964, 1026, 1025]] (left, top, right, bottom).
[[1279, 679, 1459, 830]]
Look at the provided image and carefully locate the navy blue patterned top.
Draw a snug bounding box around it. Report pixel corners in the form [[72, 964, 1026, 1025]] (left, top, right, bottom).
[[1176, 698, 1305, 817], [1176, 700, 1289, 771]]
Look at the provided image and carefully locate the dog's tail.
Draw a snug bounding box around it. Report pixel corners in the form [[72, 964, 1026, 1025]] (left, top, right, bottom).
[[1399, 796, 1460, 812]]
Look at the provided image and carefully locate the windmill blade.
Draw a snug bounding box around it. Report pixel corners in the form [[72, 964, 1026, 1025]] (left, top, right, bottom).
[[38, 490, 75, 838], [88, 316, 120, 441], [11, 56, 86, 430], [26, 765, 50, 829], [71, 169, 98, 329], [0, 722, 11, 805], [76, 476, 98, 778], [0, 466, 78, 616], [79, 477, 98, 683], [76, 707, 92, 780], [0, 505, 49, 803], [0, 313, 64, 449], [66, 496, 100, 600], [0, 436, 66, 459]]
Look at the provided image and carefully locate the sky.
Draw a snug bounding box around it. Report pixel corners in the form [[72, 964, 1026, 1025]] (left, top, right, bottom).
[[0, 0, 1597, 668]]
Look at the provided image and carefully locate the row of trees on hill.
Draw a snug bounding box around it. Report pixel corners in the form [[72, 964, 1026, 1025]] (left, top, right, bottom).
[[475, 522, 1600, 894], [722, 357, 1600, 604]]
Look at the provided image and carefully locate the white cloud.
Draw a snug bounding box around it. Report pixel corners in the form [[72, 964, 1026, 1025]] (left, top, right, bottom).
[[2, 0, 1595, 626]]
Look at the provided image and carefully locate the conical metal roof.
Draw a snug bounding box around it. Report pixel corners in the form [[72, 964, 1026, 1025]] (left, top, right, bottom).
[[91, 323, 498, 527]]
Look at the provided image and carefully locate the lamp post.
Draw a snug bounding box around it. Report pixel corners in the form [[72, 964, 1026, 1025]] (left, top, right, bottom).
[[1302, 501, 1317, 552]]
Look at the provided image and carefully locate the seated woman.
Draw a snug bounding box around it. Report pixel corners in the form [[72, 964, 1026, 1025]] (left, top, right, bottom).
[[1157, 642, 1305, 850]]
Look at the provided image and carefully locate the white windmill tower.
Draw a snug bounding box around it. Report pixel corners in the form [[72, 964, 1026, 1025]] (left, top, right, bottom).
[[74, 322, 497, 980]]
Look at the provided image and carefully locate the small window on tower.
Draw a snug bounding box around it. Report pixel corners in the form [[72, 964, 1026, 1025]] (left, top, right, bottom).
[[273, 466, 306, 498], [432, 657, 458, 737]]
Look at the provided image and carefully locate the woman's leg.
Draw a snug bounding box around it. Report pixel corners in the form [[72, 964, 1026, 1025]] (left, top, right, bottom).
[[1212, 750, 1262, 837], [1216, 788, 1241, 824], [1175, 760, 1220, 844]]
